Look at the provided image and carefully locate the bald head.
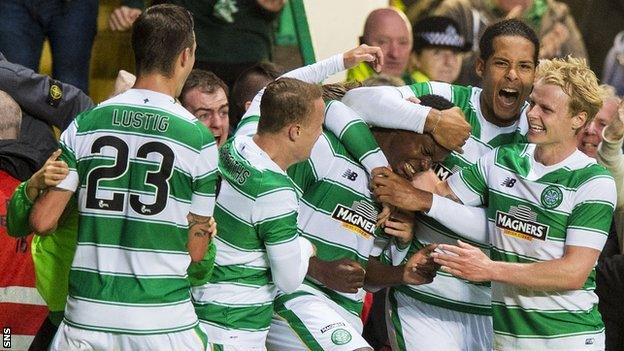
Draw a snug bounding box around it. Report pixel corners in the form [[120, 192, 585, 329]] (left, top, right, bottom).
[[0, 90, 22, 140], [362, 8, 412, 78]]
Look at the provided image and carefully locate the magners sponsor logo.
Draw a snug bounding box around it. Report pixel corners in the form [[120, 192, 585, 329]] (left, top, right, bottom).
[[331, 201, 377, 238], [496, 205, 548, 241]]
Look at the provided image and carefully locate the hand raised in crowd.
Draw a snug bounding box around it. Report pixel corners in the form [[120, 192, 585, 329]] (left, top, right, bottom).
[[403, 244, 439, 285], [423, 107, 471, 154], [109, 70, 137, 98], [343, 44, 384, 73], [309, 257, 366, 293], [604, 98, 624, 142], [384, 210, 415, 248], [431, 240, 493, 282], [371, 167, 432, 212], [539, 22, 569, 59], [256, 0, 286, 12], [109, 6, 142, 32], [26, 149, 69, 201]]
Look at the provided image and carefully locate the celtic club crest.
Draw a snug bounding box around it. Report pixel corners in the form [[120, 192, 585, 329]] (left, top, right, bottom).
[[540, 185, 563, 209]]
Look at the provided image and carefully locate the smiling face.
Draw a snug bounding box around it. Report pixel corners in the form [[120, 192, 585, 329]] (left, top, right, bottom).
[[182, 87, 229, 146], [477, 35, 536, 126], [527, 80, 584, 150], [577, 97, 619, 158], [374, 129, 449, 179]]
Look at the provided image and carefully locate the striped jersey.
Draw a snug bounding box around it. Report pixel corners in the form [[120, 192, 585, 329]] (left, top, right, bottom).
[[387, 82, 529, 315], [281, 100, 389, 318], [448, 143, 616, 350], [192, 135, 301, 346], [56, 89, 218, 334]]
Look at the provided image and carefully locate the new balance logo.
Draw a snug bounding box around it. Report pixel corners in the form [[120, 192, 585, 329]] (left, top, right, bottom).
[[501, 177, 517, 188], [342, 169, 358, 181]]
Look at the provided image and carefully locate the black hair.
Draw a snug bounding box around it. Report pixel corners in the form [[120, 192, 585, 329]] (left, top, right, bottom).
[[479, 19, 539, 64]]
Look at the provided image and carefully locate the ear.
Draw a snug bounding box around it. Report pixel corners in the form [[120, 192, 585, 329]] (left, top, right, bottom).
[[475, 57, 485, 78], [572, 111, 588, 131], [180, 47, 192, 68], [288, 124, 301, 142]]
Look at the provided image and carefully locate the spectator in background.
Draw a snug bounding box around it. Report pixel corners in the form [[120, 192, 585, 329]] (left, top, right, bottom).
[[180, 69, 230, 146], [411, 16, 471, 83], [347, 7, 417, 84], [603, 32, 624, 97], [435, 0, 587, 86], [0, 0, 98, 94], [229, 61, 282, 131], [110, 0, 286, 88]]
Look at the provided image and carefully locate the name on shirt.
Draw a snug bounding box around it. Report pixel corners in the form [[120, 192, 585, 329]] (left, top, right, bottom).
[[331, 201, 377, 238], [220, 146, 250, 185], [112, 109, 169, 132]]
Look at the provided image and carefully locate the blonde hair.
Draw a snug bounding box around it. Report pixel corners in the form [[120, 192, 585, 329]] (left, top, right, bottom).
[[536, 57, 603, 125]]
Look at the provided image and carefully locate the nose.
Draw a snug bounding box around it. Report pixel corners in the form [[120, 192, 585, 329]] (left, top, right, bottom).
[[505, 67, 518, 81], [585, 122, 598, 135], [387, 41, 399, 59]]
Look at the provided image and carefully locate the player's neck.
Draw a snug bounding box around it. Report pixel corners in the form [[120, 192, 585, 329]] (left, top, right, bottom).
[[252, 134, 297, 171], [534, 141, 578, 166], [133, 74, 179, 99]]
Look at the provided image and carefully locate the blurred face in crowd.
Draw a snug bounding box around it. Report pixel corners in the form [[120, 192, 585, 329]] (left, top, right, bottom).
[[477, 35, 536, 126], [182, 87, 229, 146], [363, 9, 412, 77], [414, 48, 463, 83], [494, 0, 533, 14], [577, 97, 619, 158]]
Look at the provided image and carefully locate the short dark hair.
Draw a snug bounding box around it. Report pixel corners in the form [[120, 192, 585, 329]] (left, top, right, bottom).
[[180, 69, 228, 105], [132, 4, 195, 77], [418, 94, 455, 110], [479, 19, 539, 64], [257, 78, 323, 134], [229, 62, 283, 129]]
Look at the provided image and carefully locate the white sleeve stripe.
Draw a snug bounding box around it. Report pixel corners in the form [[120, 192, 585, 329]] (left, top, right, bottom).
[[566, 228, 608, 251]]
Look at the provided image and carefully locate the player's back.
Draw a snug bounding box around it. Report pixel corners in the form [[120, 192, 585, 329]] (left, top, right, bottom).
[[60, 89, 218, 334]]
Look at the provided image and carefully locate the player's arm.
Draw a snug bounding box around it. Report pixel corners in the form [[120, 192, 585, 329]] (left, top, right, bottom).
[[7, 150, 68, 237], [433, 241, 602, 291], [341, 85, 471, 153], [30, 188, 73, 235], [364, 244, 439, 290], [188, 127, 219, 262], [255, 187, 315, 293]]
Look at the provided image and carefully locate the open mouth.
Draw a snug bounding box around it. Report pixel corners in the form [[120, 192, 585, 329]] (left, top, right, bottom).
[[529, 124, 545, 134], [498, 88, 519, 107]]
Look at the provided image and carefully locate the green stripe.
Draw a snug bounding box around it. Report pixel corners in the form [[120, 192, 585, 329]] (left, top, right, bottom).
[[213, 205, 261, 250], [394, 285, 491, 315], [337, 120, 383, 164], [63, 317, 197, 335], [69, 270, 190, 304], [211, 264, 270, 287], [290, 0, 315, 65], [389, 288, 408, 351], [196, 302, 273, 330], [492, 303, 604, 338], [78, 215, 187, 251]]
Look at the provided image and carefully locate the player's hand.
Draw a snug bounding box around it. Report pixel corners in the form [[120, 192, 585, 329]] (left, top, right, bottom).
[[376, 203, 394, 227], [188, 214, 218, 240], [431, 240, 493, 282], [29, 149, 69, 190], [371, 167, 432, 212], [403, 244, 439, 285], [604, 98, 624, 141], [384, 210, 415, 247], [109, 70, 136, 98], [312, 257, 365, 293], [256, 0, 286, 12], [109, 6, 142, 31], [424, 107, 471, 154], [343, 44, 384, 72]]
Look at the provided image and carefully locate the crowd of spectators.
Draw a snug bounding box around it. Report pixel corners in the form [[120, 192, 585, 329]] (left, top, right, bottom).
[[1, 1, 624, 351]]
